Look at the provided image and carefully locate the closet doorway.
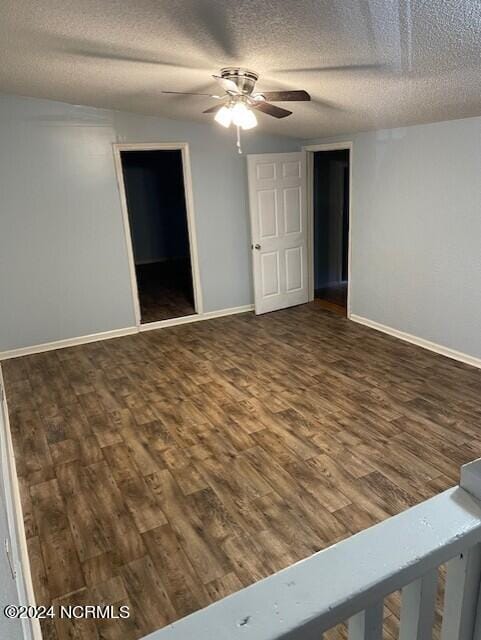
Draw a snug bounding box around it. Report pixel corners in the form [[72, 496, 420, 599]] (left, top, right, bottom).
[[114, 143, 202, 328], [305, 142, 352, 317]]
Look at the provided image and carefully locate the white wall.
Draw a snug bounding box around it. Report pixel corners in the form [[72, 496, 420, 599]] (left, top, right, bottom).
[[0, 94, 300, 352], [307, 115, 481, 360]]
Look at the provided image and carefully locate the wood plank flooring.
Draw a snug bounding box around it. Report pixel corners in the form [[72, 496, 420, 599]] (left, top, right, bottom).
[[315, 282, 348, 311], [136, 260, 195, 323], [3, 302, 481, 639]]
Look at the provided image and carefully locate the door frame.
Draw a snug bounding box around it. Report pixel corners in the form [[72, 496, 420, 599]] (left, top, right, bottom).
[[303, 141, 353, 318], [113, 142, 203, 329]]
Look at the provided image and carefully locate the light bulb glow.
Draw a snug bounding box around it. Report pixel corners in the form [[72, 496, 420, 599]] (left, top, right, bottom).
[[214, 101, 258, 131], [231, 102, 258, 130], [231, 102, 248, 126], [241, 108, 258, 130], [214, 106, 233, 128]]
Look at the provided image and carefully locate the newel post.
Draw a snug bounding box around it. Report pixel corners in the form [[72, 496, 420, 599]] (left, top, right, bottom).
[[447, 458, 481, 640], [460, 458, 481, 503]]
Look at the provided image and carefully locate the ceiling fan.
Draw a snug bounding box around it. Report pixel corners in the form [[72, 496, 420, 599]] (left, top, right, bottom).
[[162, 67, 310, 152]]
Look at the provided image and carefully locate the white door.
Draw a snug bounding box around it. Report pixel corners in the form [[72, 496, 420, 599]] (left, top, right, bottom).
[[247, 152, 308, 314]]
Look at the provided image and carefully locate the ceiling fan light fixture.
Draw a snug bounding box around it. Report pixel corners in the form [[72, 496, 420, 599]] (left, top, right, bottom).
[[231, 102, 258, 130], [214, 105, 233, 128], [241, 107, 258, 130]]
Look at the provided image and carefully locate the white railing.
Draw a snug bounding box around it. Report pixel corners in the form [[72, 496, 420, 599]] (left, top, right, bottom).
[[0, 366, 40, 640], [146, 458, 481, 640]]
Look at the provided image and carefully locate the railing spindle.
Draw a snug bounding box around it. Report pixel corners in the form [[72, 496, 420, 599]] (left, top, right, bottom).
[[441, 545, 481, 640], [347, 601, 383, 640], [399, 569, 437, 639]]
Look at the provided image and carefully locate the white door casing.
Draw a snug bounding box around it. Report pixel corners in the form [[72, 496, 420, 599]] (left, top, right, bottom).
[[247, 152, 308, 314], [112, 142, 203, 329]]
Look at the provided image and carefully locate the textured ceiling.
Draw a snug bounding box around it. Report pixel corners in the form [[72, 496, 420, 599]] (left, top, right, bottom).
[[1, 0, 481, 138]]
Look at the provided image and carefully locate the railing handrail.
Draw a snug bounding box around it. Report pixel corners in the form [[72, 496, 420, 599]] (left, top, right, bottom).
[[145, 460, 481, 640]]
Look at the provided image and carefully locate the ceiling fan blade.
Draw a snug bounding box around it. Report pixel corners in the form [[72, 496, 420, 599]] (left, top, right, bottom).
[[202, 104, 225, 114], [273, 64, 384, 74], [189, 2, 239, 59], [28, 32, 213, 70], [251, 102, 292, 119], [255, 90, 311, 102], [71, 50, 203, 68], [213, 75, 240, 95], [162, 91, 222, 98]]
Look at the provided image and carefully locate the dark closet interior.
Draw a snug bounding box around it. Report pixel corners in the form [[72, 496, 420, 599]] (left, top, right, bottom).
[[313, 149, 350, 314], [121, 149, 195, 323]]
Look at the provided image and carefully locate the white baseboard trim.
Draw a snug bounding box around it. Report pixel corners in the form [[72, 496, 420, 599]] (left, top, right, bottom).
[[203, 304, 254, 318], [350, 314, 481, 370], [0, 305, 255, 360], [139, 304, 254, 332], [0, 326, 138, 361], [0, 365, 42, 639]]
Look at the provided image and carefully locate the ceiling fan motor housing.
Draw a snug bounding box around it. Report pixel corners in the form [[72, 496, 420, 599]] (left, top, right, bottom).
[[220, 67, 259, 95]]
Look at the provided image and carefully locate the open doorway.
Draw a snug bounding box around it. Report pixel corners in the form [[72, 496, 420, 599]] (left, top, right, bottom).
[[311, 148, 350, 315], [115, 145, 202, 326]]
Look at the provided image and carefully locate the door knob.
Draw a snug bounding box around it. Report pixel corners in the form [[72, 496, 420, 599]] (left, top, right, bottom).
[[252, 243, 261, 250]]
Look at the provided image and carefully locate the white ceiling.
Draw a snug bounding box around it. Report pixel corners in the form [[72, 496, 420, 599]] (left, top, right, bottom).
[[1, 0, 481, 138]]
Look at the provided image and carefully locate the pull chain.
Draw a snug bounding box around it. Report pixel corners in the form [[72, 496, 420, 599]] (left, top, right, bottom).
[[236, 125, 243, 154]]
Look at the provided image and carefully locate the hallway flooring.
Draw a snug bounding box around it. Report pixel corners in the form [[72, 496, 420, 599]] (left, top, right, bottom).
[[136, 259, 195, 323]]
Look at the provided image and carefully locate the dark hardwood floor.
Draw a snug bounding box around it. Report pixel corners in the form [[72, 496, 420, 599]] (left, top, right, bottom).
[[315, 282, 348, 314], [3, 303, 481, 639], [136, 259, 195, 323]]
